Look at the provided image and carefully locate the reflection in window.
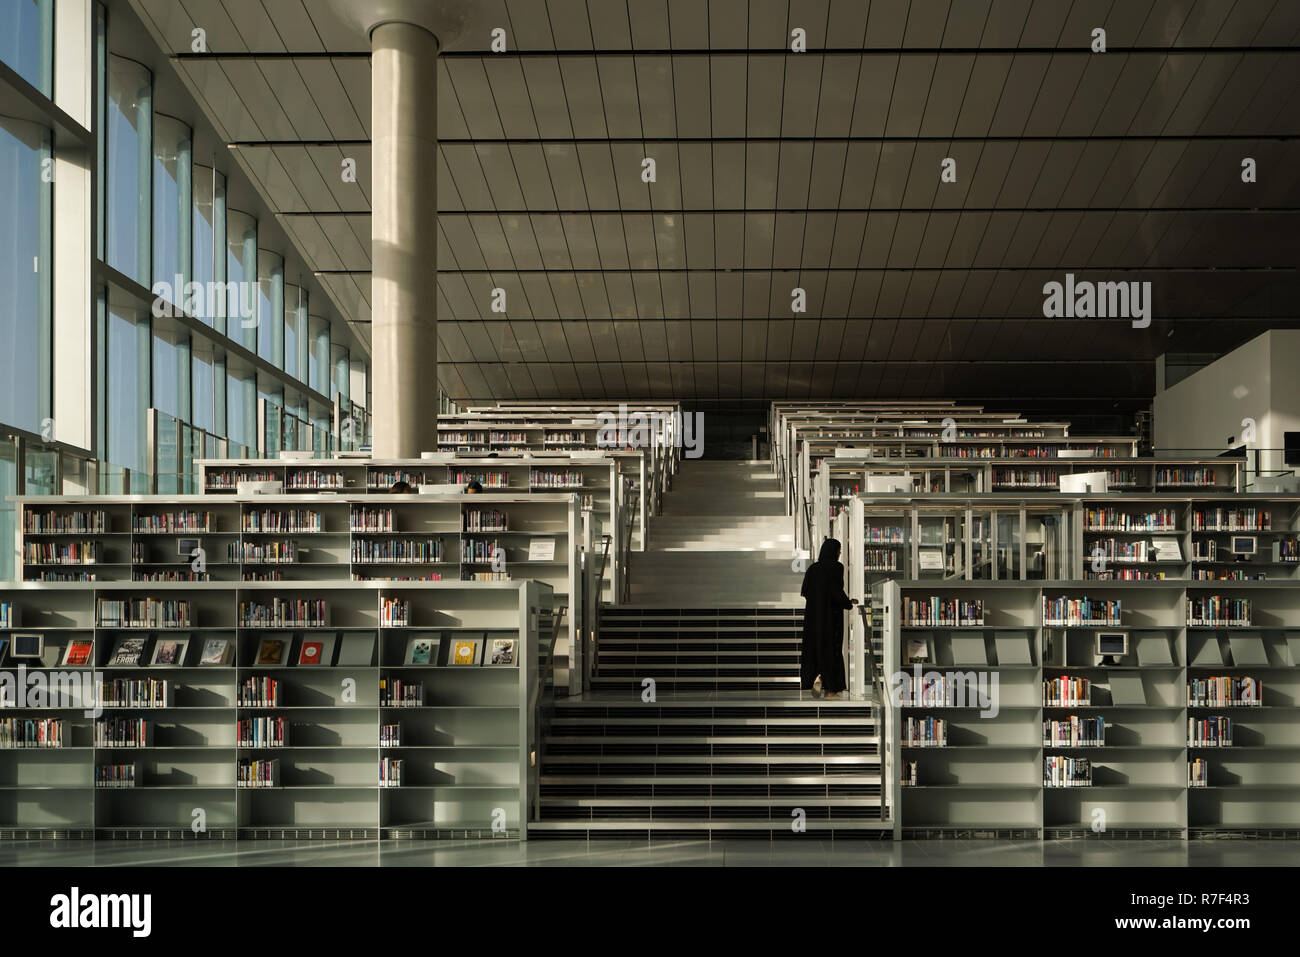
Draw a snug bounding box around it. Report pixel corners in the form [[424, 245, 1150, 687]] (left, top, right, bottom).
[[107, 56, 152, 285], [107, 307, 150, 490], [0, 116, 52, 432], [225, 210, 257, 349], [153, 326, 190, 422], [153, 115, 192, 296], [257, 250, 284, 365], [191, 339, 215, 434], [331, 343, 350, 405], [226, 366, 256, 453], [308, 316, 330, 394], [0, 0, 54, 96], [284, 283, 304, 380]]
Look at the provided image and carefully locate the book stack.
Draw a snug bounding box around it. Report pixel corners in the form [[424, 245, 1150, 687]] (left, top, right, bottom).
[[865, 525, 906, 543], [902, 597, 983, 627], [1044, 677, 1091, 707], [1044, 756, 1092, 787], [490, 430, 527, 445], [238, 677, 282, 708], [380, 678, 423, 707], [238, 759, 279, 788], [1188, 716, 1232, 746], [1042, 596, 1121, 626], [97, 678, 172, 708], [239, 598, 328, 627], [381, 599, 410, 628], [350, 507, 394, 533], [1043, 715, 1105, 746], [206, 469, 275, 489], [95, 717, 151, 748], [1188, 677, 1262, 707], [1188, 759, 1209, 788], [462, 538, 505, 563], [379, 757, 403, 788], [0, 718, 64, 748], [96, 598, 192, 628], [245, 509, 322, 533], [1186, 596, 1252, 627], [864, 549, 898, 572], [237, 716, 287, 747], [1087, 539, 1151, 563], [380, 723, 401, 747], [95, 764, 138, 788], [451, 470, 508, 488], [992, 468, 1058, 488], [903, 716, 947, 747]]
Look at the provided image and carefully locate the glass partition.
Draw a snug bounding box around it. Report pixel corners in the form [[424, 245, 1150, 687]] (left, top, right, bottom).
[[0, 0, 54, 95], [106, 55, 152, 285]]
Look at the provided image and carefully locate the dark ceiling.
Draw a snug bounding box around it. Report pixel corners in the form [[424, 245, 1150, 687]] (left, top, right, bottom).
[[130, 0, 1300, 415]]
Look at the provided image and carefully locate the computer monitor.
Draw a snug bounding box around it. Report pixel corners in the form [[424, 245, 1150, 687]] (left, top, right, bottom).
[[177, 538, 201, 558], [867, 475, 909, 493], [9, 634, 44, 660], [1059, 472, 1109, 494], [1095, 631, 1128, 666], [1231, 536, 1257, 556]]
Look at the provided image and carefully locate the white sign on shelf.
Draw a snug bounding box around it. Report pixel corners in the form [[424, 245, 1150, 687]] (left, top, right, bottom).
[[528, 539, 556, 562]]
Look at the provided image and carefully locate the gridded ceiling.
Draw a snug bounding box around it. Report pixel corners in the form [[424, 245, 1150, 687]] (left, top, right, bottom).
[[130, 0, 1300, 410]]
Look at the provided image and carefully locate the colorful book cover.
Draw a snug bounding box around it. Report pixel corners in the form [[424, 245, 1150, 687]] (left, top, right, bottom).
[[298, 640, 323, 666], [109, 637, 146, 666], [409, 639, 435, 665], [487, 638, 515, 666], [62, 640, 93, 667], [449, 639, 480, 666], [256, 638, 289, 666], [199, 638, 230, 666]]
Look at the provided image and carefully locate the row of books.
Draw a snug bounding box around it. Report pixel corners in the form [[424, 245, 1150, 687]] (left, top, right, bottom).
[[463, 509, 508, 532], [1044, 756, 1092, 787], [1156, 467, 1219, 487], [992, 469, 1059, 487], [1084, 508, 1178, 532], [1191, 508, 1271, 531], [239, 599, 328, 627], [901, 759, 918, 787], [1189, 716, 1233, 746], [1043, 716, 1105, 746], [95, 764, 137, 788], [896, 675, 980, 707], [1088, 540, 1158, 563], [380, 599, 409, 628], [24, 509, 107, 534], [244, 509, 322, 533], [380, 723, 401, 747], [286, 470, 344, 490], [1085, 569, 1169, 581], [462, 539, 506, 563], [367, 470, 426, 490], [95, 717, 152, 748], [865, 526, 907, 543], [1186, 596, 1251, 627], [380, 679, 423, 707], [1193, 569, 1268, 581], [1188, 677, 1261, 707], [1044, 677, 1092, 707], [450, 471, 508, 488], [0, 603, 10, 628], [133, 511, 212, 533], [205, 470, 276, 488], [902, 598, 984, 627], [97, 599, 192, 628], [1042, 596, 1121, 626], [902, 716, 947, 746], [232, 541, 297, 564], [351, 508, 395, 532], [528, 470, 584, 488], [379, 757, 403, 787], [1188, 758, 1209, 787], [351, 539, 443, 564], [238, 676, 282, 708], [864, 549, 899, 571], [23, 542, 100, 565], [238, 758, 279, 787], [0, 718, 65, 748], [238, 716, 287, 748], [98, 678, 172, 708]]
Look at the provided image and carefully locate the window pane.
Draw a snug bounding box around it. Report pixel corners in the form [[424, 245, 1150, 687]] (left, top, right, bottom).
[[0, 0, 54, 96], [0, 116, 52, 433], [152, 326, 190, 421], [225, 210, 256, 350], [152, 114, 192, 295], [257, 249, 283, 365], [191, 339, 215, 434], [107, 56, 152, 285], [308, 316, 329, 393], [284, 283, 302, 379], [107, 307, 150, 485], [192, 165, 217, 325], [0, 435, 17, 581]]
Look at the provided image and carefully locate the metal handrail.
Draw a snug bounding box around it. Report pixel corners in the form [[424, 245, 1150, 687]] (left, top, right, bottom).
[[857, 602, 895, 827]]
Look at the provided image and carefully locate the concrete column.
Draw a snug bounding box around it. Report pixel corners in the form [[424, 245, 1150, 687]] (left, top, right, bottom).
[[370, 21, 439, 457]]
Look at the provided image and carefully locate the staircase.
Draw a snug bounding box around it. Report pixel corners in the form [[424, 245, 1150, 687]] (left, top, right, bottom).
[[532, 460, 893, 839], [629, 461, 801, 605]]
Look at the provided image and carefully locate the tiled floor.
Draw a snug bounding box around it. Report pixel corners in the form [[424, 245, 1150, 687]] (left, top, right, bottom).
[[0, 838, 1295, 867]]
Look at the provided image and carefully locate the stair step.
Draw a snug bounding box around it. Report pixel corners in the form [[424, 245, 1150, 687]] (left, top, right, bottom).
[[545, 735, 879, 745], [539, 773, 881, 784], [538, 796, 880, 807], [550, 717, 874, 727]]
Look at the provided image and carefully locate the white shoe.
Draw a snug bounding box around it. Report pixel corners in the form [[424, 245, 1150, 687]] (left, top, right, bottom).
[[812, 677, 823, 699]]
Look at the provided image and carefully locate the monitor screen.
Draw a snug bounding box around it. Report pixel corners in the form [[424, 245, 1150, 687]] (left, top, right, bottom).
[[1231, 536, 1257, 556], [9, 634, 43, 659], [1096, 632, 1128, 656]]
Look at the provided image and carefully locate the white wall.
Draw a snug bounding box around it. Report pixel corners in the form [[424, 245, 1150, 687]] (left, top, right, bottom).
[[1154, 330, 1300, 475]]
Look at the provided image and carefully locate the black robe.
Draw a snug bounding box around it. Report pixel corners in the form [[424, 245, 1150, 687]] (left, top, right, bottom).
[[800, 557, 853, 692]]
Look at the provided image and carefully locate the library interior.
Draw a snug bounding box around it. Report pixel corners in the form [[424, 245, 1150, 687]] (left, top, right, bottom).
[[2, 0, 1300, 879]]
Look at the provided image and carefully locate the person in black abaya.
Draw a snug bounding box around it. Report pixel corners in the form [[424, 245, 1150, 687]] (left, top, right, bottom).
[[800, 538, 857, 699]]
